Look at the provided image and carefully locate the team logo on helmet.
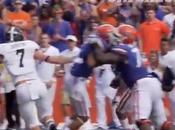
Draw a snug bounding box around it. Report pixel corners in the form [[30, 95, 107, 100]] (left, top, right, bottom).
[[6, 26, 24, 42]]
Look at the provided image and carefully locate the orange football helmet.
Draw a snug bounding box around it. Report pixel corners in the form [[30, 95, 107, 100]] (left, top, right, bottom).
[[96, 24, 115, 38], [96, 24, 122, 44], [117, 24, 138, 44]]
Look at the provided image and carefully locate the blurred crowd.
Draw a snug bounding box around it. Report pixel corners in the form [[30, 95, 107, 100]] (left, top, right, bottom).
[[0, 0, 174, 53]]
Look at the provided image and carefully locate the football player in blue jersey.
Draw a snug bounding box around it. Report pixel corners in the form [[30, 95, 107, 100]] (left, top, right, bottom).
[[61, 24, 124, 130], [88, 24, 175, 130]]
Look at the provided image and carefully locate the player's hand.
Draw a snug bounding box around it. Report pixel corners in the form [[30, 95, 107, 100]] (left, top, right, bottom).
[[34, 50, 47, 61]]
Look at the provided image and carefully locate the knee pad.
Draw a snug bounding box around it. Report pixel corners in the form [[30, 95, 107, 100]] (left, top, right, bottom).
[[161, 121, 173, 130], [136, 119, 152, 128]]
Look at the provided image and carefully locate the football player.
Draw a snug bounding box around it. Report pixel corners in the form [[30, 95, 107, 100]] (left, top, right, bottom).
[[88, 24, 174, 130], [0, 26, 73, 130]]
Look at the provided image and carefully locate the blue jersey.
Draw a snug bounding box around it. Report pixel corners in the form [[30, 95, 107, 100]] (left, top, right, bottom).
[[111, 44, 149, 88], [71, 43, 93, 78]]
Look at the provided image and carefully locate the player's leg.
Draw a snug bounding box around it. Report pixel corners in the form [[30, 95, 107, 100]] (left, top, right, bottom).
[[11, 90, 21, 128], [114, 87, 133, 129], [19, 101, 41, 130], [151, 78, 175, 130], [37, 97, 57, 130], [15, 81, 42, 130], [35, 80, 57, 130], [5, 91, 16, 129], [45, 81, 57, 115], [96, 87, 107, 129], [133, 78, 153, 130], [66, 78, 91, 130], [61, 90, 72, 123], [62, 74, 74, 124]]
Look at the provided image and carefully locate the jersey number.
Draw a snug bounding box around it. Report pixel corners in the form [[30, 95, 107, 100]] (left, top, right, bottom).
[[16, 49, 24, 67]]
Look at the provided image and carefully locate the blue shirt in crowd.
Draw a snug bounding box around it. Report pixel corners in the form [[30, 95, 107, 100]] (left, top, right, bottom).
[[47, 20, 73, 52]]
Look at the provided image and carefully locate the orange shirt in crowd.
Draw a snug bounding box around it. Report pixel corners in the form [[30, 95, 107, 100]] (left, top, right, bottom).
[[4, 10, 32, 30], [138, 19, 170, 56], [97, 2, 117, 26]]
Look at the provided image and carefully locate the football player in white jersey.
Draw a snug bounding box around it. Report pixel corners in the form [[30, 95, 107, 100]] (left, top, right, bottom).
[[36, 33, 60, 115], [0, 27, 73, 130]]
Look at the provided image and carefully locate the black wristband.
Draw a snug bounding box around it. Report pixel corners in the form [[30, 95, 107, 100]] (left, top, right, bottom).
[[44, 56, 50, 62]]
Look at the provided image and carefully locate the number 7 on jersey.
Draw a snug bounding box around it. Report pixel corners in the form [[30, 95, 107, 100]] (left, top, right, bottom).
[[16, 49, 24, 67]]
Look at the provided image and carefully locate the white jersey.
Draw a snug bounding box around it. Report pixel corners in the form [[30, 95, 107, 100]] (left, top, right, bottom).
[[36, 46, 59, 82], [160, 50, 175, 76], [0, 40, 40, 83], [61, 47, 80, 75]]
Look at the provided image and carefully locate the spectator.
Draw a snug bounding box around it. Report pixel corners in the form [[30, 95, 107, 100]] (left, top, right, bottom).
[[138, 5, 170, 56], [62, 0, 75, 13], [0, 18, 6, 44], [36, 33, 60, 117], [59, 35, 80, 127], [47, 6, 73, 52], [37, 0, 50, 6], [163, 2, 175, 36], [77, 9, 91, 44], [119, 3, 132, 24], [83, 16, 100, 41], [28, 15, 42, 42], [62, 9, 78, 37], [147, 50, 163, 79], [97, 0, 118, 26], [75, 0, 98, 18], [4, 0, 32, 31], [39, 4, 52, 33], [50, 0, 61, 8], [155, 3, 166, 20], [22, 2, 38, 16]]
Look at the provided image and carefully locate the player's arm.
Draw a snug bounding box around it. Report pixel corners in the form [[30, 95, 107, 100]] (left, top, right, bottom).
[[91, 43, 128, 67], [34, 50, 73, 64]]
